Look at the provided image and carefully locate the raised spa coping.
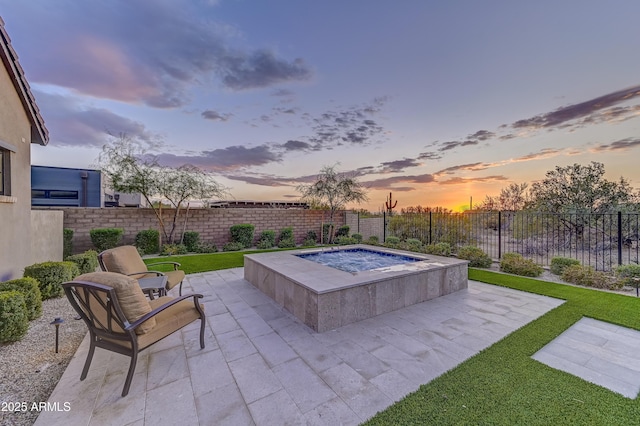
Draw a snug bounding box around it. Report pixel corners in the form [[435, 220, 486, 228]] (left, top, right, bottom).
[[244, 244, 468, 332]]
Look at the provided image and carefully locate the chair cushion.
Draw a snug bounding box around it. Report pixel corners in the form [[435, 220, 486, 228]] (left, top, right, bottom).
[[165, 270, 186, 291], [100, 246, 149, 279], [76, 272, 156, 334]]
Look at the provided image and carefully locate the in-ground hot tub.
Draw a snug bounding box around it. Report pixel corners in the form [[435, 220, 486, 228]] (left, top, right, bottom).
[[244, 244, 468, 332]]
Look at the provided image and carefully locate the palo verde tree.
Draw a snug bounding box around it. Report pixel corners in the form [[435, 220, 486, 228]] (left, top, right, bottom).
[[98, 134, 226, 244], [297, 165, 368, 242]]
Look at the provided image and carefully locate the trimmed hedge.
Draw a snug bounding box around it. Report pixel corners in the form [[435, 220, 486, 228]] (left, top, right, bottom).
[[223, 241, 245, 252], [614, 264, 640, 288], [424, 242, 452, 256], [335, 225, 350, 238], [90, 228, 124, 251], [23, 261, 79, 299], [182, 231, 200, 252], [63, 228, 74, 258], [561, 264, 619, 289], [230, 224, 255, 248], [0, 291, 29, 343], [0, 277, 42, 320], [65, 250, 98, 274], [135, 229, 160, 255], [257, 230, 276, 249]]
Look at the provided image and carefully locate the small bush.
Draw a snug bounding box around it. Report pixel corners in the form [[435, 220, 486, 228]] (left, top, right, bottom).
[[550, 257, 580, 275], [424, 242, 452, 256], [63, 228, 74, 258], [0, 277, 42, 320], [23, 261, 79, 299], [302, 238, 317, 247], [278, 227, 294, 241], [367, 236, 380, 245], [405, 238, 423, 252], [334, 236, 356, 245], [223, 241, 245, 252], [257, 230, 276, 249], [352, 233, 363, 243], [230, 224, 255, 248], [277, 237, 296, 248], [615, 264, 640, 288], [90, 228, 124, 251], [306, 230, 318, 243], [458, 246, 492, 268], [562, 264, 619, 289], [0, 291, 29, 343], [195, 242, 217, 253], [385, 236, 401, 248], [335, 225, 350, 238], [135, 229, 160, 255], [161, 244, 188, 256], [322, 223, 334, 243], [499, 252, 543, 277], [65, 250, 99, 274], [182, 231, 200, 252]]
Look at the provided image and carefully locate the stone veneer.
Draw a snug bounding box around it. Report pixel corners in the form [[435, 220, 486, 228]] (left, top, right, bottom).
[[244, 245, 468, 332]]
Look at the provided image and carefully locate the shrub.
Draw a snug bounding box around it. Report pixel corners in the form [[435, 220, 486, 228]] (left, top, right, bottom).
[[614, 264, 640, 288], [195, 242, 217, 253], [352, 233, 363, 243], [24, 261, 79, 299], [135, 229, 160, 255], [0, 277, 42, 320], [277, 237, 296, 248], [63, 228, 74, 258], [367, 236, 380, 245], [90, 228, 124, 251], [279, 227, 294, 242], [223, 241, 245, 252], [385, 236, 401, 248], [424, 242, 452, 256], [562, 264, 620, 289], [458, 246, 492, 268], [550, 257, 581, 275], [257, 230, 276, 249], [335, 225, 350, 238], [0, 291, 28, 343], [161, 244, 188, 256], [499, 252, 543, 277], [230, 224, 255, 248], [334, 236, 356, 245], [65, 250, 99, 274], [322, 223, 334, 243], [302, 237, 317, 247], [306, 230, 318, 243], [182, 231, 200, 252], [405, 238, 423, 252]]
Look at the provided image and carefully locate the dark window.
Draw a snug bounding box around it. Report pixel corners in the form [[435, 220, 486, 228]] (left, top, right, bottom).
[[31, 190, 79, 199], [0, 148, 9, 196]]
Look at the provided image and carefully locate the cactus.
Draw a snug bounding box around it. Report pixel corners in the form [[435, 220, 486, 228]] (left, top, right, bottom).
[[385, 192, 398, 216]]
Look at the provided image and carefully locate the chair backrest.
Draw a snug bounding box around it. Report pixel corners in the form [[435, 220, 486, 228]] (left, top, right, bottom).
[[99, 246, 148, 279], [63, 280, 131, 341]]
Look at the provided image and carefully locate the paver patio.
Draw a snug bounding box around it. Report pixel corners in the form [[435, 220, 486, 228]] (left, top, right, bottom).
[[35, 268, 564, 425]]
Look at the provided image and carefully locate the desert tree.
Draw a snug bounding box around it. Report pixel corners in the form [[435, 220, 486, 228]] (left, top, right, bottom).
[[297, 164, 368, 242], [98, 134, 226, 244]]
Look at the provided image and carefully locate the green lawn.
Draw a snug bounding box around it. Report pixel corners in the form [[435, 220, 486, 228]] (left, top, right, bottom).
[[144, 253, 640, 424], [365, 269, 640, 425]]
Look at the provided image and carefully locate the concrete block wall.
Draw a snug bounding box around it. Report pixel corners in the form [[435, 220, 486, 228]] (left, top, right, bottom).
[[36, 207, 346, 254], [346, 212, 385, 241]]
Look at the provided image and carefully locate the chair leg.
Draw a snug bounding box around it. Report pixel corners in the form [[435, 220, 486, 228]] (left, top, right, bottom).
[[80, 337, 96, 381], [121, 352, 138, 397], [199, 316, 205, 349], [178, 281, 183, 296]]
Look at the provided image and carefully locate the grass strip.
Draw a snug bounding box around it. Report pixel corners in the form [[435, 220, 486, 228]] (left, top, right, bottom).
[[365, 269, 640, 425]]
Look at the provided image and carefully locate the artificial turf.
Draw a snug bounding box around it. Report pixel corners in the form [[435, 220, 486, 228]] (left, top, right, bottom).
[[364, 269, 640, 425]]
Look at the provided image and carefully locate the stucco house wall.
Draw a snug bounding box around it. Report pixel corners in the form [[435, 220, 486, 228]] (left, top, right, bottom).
[[0, 17, 49, 280]]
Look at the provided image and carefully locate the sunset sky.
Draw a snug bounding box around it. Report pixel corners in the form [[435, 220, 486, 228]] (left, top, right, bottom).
[[2, 1, 640, 211]]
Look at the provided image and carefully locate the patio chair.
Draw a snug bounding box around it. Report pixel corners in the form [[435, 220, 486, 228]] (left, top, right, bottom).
[[98, 245, 185, 296], [63, 271, 205, 397]]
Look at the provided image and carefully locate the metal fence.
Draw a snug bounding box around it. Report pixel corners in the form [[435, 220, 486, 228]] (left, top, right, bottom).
[[348, 211, 640, 271]]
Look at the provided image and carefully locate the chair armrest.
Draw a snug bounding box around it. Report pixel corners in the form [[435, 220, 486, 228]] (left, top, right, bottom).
[[126, 271, 165, 277], [126, 294, 204, 330], [146, 261, 181, 270]]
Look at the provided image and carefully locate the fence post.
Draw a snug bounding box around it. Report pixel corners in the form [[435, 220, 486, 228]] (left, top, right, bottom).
[[383, 211, 386, 243], [498, 211, 502, 259], [618, 211, 623, 266], [429, 211, 432, 244]]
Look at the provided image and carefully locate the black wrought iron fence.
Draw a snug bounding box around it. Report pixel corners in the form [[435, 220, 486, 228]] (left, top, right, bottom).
[[350, 211, 640, 271]]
